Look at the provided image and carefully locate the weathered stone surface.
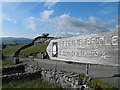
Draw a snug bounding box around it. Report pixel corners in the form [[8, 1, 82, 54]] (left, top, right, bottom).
[[2, 64, 93, 89], [2, 69, 42, 84], [47, 30, 119, 66], [2, 63, 26, 75]]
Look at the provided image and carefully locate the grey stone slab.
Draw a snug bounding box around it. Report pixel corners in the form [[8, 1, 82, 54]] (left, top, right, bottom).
[[47, 30, 119, 66]]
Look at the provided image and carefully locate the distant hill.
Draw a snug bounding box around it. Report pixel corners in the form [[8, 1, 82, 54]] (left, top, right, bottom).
[[1, 37, 33, 44]]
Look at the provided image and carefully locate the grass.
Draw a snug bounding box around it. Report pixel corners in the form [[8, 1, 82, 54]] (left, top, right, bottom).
[[89, 78, 118, 90], [2, 42, 48, 58], [1, 42, 48, 67], [2, 43, 48, 57], [1, 42, 118, 89], [2, 44, 25, 56], [67, 71, 118, 90], [20, 43, 48, 57], [0, 60, 2, 68], [2, 79, 62, 88], [2, 60, 14, 68], [1, 61, 118, 89], [81, 74, 118, 90]]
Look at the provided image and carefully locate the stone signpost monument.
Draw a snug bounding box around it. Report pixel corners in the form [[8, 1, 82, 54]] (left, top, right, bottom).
[[47, 30, 119, 66]]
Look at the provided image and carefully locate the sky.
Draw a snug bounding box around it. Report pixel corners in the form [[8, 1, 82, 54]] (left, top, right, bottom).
[[1, 1, 118, 38]]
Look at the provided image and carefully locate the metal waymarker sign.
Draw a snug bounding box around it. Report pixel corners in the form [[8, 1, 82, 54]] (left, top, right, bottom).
[[47, 30, 119, 66]]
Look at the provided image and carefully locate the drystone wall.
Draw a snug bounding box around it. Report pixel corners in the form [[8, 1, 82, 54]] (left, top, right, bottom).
[[2, 63, 26, 75], [2, 64, 93, 89], [2, 69, 42, 83], [40, 68, 92, 89]]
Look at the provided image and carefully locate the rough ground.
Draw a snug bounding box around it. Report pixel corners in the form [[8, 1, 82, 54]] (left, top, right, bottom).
[[20, 58, 120, 89]]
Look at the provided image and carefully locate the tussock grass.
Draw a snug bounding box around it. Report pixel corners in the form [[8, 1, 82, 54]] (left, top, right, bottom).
[[2, 79, 61, 88], [68, 71, 118, 90], [3, 44, 25, 56], [89, 78, 118, 90], [20, 43, 48, 57], [2, 60, 14, 68]]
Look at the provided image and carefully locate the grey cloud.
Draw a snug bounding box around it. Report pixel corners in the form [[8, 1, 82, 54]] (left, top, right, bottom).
[[27, 11, 117, 37], [51, 14, 117, 37]]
